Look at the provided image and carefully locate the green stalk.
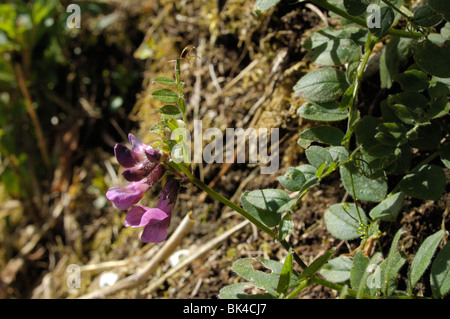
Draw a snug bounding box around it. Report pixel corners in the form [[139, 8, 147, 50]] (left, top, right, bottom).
[[173, 162, 391, 297], [312, 276, 376, 299], [342, 33, 378, 149], [381, 0, 410, 18], [175, 59, 188, 125], [286, 279, 313, 299], [173, 161, 308, 269]]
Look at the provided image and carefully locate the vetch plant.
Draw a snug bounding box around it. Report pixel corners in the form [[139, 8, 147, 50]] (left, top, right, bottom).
[[106, 0, 449, 299], [234, 0, 449, 299]]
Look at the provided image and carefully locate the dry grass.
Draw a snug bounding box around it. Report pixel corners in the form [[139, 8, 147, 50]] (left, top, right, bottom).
[[0, 0, 448, 299]]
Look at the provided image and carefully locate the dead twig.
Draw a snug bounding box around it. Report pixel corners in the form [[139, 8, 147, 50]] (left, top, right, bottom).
[[77, 211, 196, 299], [141, 219, 250, 295]]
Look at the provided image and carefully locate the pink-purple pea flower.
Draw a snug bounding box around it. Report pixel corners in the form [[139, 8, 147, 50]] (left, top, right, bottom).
[[106, 179, 151, 210], [106, 133, 182, 243], [124, 178, 180, 243], [115, 133, 162, 182], [106, 134, 165, 210]]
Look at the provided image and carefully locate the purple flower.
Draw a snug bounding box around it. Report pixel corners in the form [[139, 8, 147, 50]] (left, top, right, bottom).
[[114, 134, 162, 182], [124, 178, 180, 243], [106, 179, 150, 210], [128, 133, 161, 162]]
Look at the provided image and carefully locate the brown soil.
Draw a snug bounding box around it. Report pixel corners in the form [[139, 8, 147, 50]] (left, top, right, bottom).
[[0, 0, 448, 299]]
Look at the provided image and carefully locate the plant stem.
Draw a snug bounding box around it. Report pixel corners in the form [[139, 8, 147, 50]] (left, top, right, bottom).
[[13, 62, 51, 170], [177, 162, 276, 238], [286, 279, 313, 299], [343, 33, 378, 148], [174, 161, 308, 269], [312, 276, 376, 299], [381, 0, 411, 19], [307, 0, 422, 39]]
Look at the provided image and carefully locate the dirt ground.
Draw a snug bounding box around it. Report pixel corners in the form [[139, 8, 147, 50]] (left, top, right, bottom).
[[0, 0, 448, 299]]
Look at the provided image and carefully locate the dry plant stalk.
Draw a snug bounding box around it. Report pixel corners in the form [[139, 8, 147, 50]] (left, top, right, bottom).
[[78, 211, 196, 299]]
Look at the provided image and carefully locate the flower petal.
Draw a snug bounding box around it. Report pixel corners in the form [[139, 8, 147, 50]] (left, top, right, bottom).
[[125, 206, 168, 228], [156, 178, 180, 213], [106, 180, 150, 210], [147, 163, 165, 187], [141, 219, 170, 243], [128, 133, 147, 154], [121, 161, 156, 182], [145, 148, 161, 162], [114, 143, 137, 168]]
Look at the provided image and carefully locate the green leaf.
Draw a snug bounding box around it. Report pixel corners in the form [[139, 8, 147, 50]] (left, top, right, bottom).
[[369, 192, 404, 222], [278, 167, 306, 192], [427, 80, 450, 119], [355, 116, 382, 149], [378, 144, 412, 175], [241, 189, 290, 227], [303, 26, 367, 48], [293, 164, 320, 192], [414, 39, 450, 78], [340, 161, 388, 202], [408, 123, 441, 151], [413, 4, 443, 27], [293, 68, 349, 103], [327, 146, 349, 163], [219, 283, 273, 299], [393, 69, 429, 92], [306, 37, 360, 67], [151, 88, 179, 103], [399, 164, 446, 201], [383, 229, 406, 296], [305, 145, 334, 169], [428, 0, 450, 21], [297, 101, 348, 122], [440, 142, 450, 169], [380, 37, 415, 89], [324, 203, 368, 240], [368, 6, 394, 37], [381, 251, 407, 296], [231, 258, 300, 297], [375, 122, 407, 146], [350, 251, 370, 290], [153, 76, 176, 86], [346, 51, 362, 83], [387, 92, 428, 125], [441, 22, 450, 39], [299, 250, 335, 280], [430, 241, 450, 298], [320, 256, 353, 283], [298, 126, 344, 149], [32, 0, 58, 25], [364, 263, 383, 296], [254, 0, 280, 12], [278, 213, 294, 240], [277, 253, 293, 296], [277, 198, 299, 213], [157, 105, 181, 119], [409, 230, 446, 293], [344, 0, 370, 16], [296, 164, 318, 178], [428, 32, 447, 45]]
